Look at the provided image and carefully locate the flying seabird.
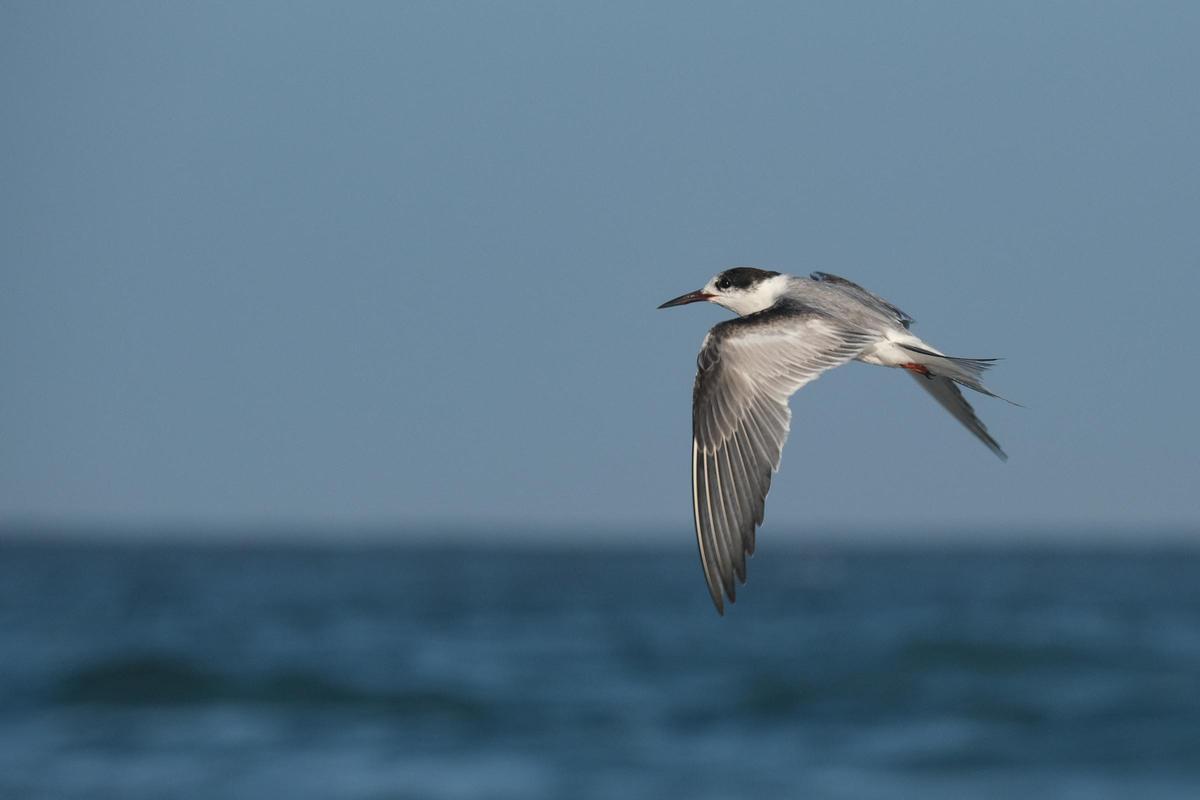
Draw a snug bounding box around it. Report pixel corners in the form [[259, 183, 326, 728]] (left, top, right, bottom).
[[659, 268, 1011, 613]]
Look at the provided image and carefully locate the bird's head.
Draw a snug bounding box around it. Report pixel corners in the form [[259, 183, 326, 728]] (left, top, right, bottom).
[[658, 267, 785, 316]]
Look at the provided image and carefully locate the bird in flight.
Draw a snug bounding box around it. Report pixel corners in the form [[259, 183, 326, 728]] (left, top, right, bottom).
[[659, 268, 1010, 614]]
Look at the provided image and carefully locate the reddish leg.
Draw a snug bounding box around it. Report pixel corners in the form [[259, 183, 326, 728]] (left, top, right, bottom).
[[902, 362, 933, 378]]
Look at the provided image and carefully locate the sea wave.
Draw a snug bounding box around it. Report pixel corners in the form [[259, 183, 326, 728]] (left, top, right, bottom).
[[52, 653, 491, 719]]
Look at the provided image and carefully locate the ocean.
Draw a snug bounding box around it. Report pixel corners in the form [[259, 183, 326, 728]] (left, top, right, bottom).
[[1, 536, 1198, 799]]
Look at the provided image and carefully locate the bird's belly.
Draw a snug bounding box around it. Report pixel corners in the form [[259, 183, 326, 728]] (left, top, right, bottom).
[[857, 339, 925, 368]]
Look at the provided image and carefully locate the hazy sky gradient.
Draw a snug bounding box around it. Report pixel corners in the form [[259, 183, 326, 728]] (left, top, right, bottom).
[[3, 2, 1199, 536]]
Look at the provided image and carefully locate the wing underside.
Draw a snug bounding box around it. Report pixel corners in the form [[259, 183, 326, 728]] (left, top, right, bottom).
[[690, 303, 872, 613]]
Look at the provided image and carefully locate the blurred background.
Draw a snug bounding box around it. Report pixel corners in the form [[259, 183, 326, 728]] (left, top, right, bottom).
[[2, 2, 1199, 798]]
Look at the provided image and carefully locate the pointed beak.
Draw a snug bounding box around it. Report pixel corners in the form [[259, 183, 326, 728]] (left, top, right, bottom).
[[657, 289, 713, 309]]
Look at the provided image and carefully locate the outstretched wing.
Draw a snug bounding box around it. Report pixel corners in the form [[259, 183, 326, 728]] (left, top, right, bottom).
[[691, 302, 874, 613]]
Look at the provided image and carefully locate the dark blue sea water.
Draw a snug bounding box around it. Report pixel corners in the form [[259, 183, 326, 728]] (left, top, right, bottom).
[[2, 537, 1199, 799]]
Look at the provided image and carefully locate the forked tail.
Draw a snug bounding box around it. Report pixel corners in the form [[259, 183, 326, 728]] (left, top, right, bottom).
[[897, 343, 1013, 460], [898, 343, 1011, 401]]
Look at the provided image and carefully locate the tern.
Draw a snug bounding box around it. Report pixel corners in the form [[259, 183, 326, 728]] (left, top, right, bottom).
[[659, 268, 1010, 614]]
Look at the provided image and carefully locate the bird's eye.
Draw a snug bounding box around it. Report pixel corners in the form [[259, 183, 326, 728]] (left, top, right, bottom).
[[716, 278, 732, 290]]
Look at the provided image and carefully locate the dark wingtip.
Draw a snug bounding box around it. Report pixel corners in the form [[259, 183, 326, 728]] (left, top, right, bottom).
[[714, 591, 736, 616], [710, 589, 728, 615]]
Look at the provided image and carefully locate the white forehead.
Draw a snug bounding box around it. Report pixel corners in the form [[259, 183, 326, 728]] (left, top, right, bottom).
[[706, 273, 789, 316]]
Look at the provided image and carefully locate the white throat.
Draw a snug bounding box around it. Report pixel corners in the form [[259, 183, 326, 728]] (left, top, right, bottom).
[[712, 274, 790, 316]]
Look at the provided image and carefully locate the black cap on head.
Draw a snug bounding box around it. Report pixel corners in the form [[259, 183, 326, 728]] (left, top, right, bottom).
[[716, 267, 780, 289]]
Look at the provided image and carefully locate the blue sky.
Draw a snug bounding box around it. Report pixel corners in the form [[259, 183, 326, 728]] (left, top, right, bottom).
[[2, 2, 1198, 537]]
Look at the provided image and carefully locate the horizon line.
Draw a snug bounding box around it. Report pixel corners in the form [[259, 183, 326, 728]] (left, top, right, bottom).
[[2, 517, 1198, 550]]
